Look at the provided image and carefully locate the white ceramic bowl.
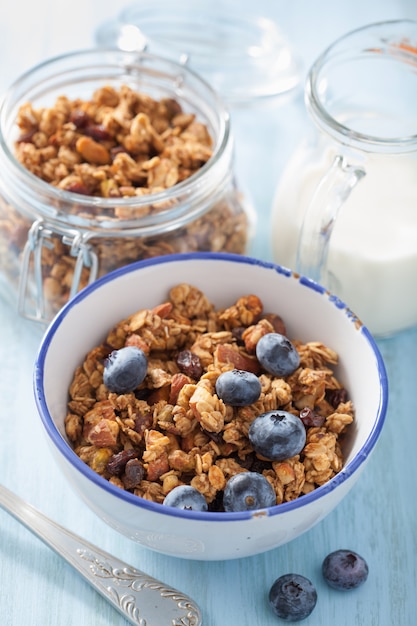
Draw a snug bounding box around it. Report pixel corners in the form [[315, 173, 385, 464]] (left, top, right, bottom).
[[34, 252, 388, 560]]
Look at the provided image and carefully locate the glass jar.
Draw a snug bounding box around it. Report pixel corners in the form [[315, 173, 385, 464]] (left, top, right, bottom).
[[271, 20, 417, 337], [0, 49, 254, 324], [95, 0, 301, 105]]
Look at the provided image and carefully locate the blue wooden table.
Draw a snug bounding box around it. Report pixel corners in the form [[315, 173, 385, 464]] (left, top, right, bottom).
[[0, 1, 416, 624]]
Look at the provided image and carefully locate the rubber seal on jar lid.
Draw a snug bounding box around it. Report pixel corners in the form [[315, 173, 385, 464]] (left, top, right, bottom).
[[95, 0, 301, 105]]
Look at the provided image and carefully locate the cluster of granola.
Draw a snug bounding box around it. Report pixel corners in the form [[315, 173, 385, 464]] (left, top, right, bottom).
[[64, 284, 354, 511], [14, 85, 214, 199], [0, 85, 248, 318]]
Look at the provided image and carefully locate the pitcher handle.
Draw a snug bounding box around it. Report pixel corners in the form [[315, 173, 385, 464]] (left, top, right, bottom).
[[295, 154, 366, 282]]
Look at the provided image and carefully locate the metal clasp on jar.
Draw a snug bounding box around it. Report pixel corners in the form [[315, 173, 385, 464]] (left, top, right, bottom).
[[18, 218, 98, 323]]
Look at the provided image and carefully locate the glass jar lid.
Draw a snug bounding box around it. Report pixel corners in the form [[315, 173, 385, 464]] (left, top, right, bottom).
[[95, 0, 301, 105]]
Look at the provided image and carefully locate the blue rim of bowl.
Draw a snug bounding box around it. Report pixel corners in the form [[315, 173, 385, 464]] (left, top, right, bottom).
[[33, 251, 389, 522]]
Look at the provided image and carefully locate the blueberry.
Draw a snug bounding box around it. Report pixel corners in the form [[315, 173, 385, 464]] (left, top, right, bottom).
[[103, 346, 147, 393], [223, 471, 276, 512], [215, 369, 262, 406], [163, 485, 208, 511], [322, 549, 369, 590], [256, 333, 300, 377], [269, 574, 317, 621], [248, 410, 306, 461]]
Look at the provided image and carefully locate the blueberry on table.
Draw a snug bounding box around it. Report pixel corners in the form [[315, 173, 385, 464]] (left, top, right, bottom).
[[215, 369, 262, 406], [322, 549, 369, 590], [163, 485, 208, 511], [256, 333, 300, 377], [248, 410, 306, 461], [223, 471, 276, 512], [269, 574, 317, 621], [103, 346, 148, 393]]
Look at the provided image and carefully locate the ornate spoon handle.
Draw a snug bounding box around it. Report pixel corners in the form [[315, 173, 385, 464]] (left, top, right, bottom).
[[0, 484, 202, 626]]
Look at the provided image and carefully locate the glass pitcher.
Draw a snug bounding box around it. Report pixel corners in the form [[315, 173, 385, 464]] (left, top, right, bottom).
[[271, 20, 417, 337]]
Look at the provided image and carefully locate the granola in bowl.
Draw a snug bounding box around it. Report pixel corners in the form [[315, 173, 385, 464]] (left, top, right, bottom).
[[64, 283, 354, 511], [34, 252, 387, 558]]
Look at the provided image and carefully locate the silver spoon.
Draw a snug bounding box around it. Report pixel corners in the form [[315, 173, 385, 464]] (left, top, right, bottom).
[[0, 483, 202, 626]]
